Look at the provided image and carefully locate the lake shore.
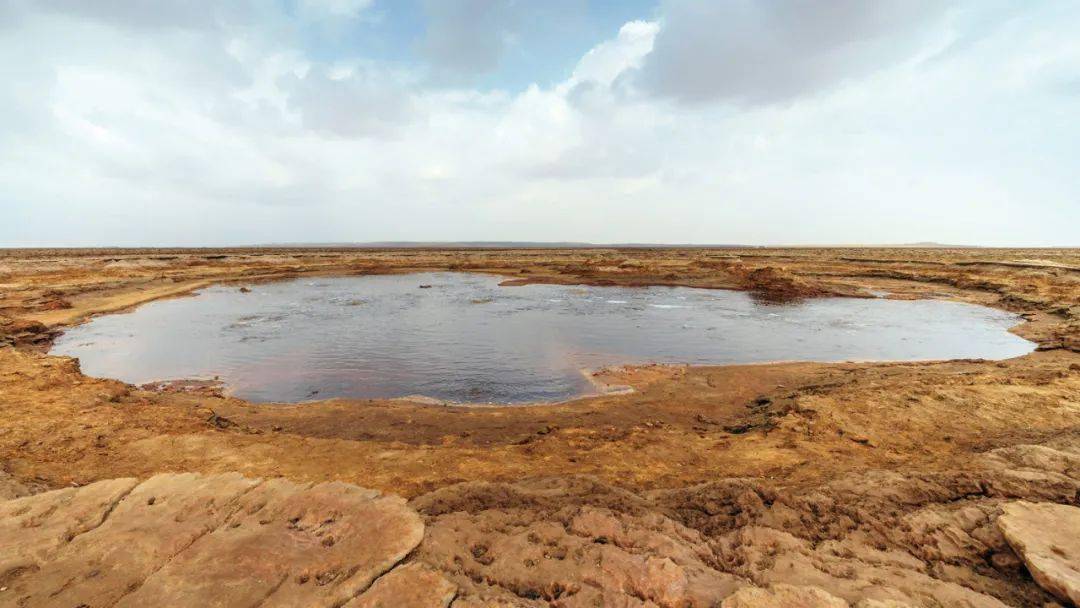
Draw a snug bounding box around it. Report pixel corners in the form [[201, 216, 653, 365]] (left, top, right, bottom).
[[2, 247, 1079, 606]]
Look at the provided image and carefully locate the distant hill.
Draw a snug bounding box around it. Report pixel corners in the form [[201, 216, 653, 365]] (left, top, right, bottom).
[[895, 242, 982, 248], [258, 241, 982, 249], [259, 241, 755, 249]]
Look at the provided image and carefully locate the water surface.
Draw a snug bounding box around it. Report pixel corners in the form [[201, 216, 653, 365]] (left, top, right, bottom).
[[51, 273, 1034, 403]]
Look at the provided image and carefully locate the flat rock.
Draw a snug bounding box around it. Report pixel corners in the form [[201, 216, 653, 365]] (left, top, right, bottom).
[[720, 584, 849, 607], [0, 476, 140, 579], [0, 473, 426, 607], [997, 501, 1080, 607], [345, 562, 457, 607]]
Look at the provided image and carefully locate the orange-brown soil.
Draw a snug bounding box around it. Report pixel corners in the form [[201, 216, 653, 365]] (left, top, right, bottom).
[[1, 247, 1079, 606]]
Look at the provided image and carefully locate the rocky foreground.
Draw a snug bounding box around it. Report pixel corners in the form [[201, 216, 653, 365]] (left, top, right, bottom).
[[1, 247, 1078, 605], [0, 473, 434, 607], [2, 460, 1080, 607]]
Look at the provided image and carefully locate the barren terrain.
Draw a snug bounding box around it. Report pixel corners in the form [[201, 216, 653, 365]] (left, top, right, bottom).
[[1, 247, 1079, 606]]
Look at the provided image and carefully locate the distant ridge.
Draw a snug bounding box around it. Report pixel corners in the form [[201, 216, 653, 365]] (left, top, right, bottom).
[[258, 241, 753, 249], [896, 241, 980, 248], [257, 241, 982, 249], [2, 242, 1010, 250]]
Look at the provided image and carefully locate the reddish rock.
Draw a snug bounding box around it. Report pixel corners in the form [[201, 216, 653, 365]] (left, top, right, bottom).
[[0, 316, 59, 346]]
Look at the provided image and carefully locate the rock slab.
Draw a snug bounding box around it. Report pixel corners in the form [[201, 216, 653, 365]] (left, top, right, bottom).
[[0, 473, 431, 607], [720, 584, 849, 608], [997, 501, 1080, 607], [346, 562, 458, 607]]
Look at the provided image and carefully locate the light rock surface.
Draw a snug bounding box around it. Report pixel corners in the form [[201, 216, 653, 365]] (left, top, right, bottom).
[[0, 476, 140, 580], [406, 445, 1080, 607], [3, 443, 1080, 607], [0, 473, 429, 607], [720, 584, 848, 608], [997, 501, 1080, 606], [346, 562, 458, 607]]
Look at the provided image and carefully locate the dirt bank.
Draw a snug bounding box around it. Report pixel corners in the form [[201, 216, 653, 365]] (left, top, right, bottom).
[[1, 247, 1078, 606]]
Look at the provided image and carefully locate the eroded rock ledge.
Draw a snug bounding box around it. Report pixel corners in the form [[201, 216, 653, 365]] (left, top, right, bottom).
[[4, 445, 1079, 607], [407, 442, 1080, 607]]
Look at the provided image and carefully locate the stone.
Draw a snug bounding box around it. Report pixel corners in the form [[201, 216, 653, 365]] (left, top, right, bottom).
[[345, 562, 457, 608], [720, 584, 849, 608], [997, 501, 1080, 607], [412, 478, 744, 606], [0, 477, 140, 579], [0, 473, 425, 608]]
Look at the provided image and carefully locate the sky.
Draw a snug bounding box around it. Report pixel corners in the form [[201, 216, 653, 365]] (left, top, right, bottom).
[[1, 0, 1078, 247]]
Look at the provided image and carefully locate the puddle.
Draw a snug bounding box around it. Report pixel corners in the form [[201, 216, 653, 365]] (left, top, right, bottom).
[[50, 273, 1035, 404]]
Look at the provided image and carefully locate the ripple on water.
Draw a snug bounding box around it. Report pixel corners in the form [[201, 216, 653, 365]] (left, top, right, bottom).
[[50, 272, 1035, 404]]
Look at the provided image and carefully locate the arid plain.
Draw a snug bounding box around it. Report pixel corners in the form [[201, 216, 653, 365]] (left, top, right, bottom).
[[2, 247, 1079, 607]]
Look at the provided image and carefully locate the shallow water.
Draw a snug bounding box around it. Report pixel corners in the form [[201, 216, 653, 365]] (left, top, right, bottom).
[[51, 272, 1035, 403]]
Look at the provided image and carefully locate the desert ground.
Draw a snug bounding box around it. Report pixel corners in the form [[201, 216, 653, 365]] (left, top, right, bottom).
[[1, 247, 1078, 607]]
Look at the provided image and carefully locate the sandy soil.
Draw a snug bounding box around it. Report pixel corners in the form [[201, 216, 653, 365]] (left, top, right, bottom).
[[1, 247, 1078, 606]]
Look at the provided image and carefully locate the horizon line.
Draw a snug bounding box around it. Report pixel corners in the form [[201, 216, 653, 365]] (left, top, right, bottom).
[[2, 241, 1079, 250]]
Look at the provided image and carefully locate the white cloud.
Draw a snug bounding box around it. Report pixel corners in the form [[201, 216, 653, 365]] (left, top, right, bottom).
[[419, 0, 520, 80], [0, 0, 1078, 247], [564, 20, 659, 90], [34, 0, 258, 30], [282, 64, 418, 138], [297, 0, 374, 19], [636, 0, 955, 104]]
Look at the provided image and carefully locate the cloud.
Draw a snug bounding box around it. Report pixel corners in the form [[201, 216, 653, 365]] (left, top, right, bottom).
[[34, 0, 257, 30], [296, 0, 374, 20], [564, 20, 659, 90], [636, 0, 955, 104], [282, 65, 417, 138], [1, 0, 1078, 247], [521, 21, 666, 180], [418, 0, 520, 80]]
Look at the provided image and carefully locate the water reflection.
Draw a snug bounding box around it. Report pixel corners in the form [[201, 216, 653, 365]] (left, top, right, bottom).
[[51, 273, 1034, 403]]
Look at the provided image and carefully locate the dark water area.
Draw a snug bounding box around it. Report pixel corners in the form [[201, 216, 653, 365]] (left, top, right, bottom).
[[50, 273, 1035, 404]]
